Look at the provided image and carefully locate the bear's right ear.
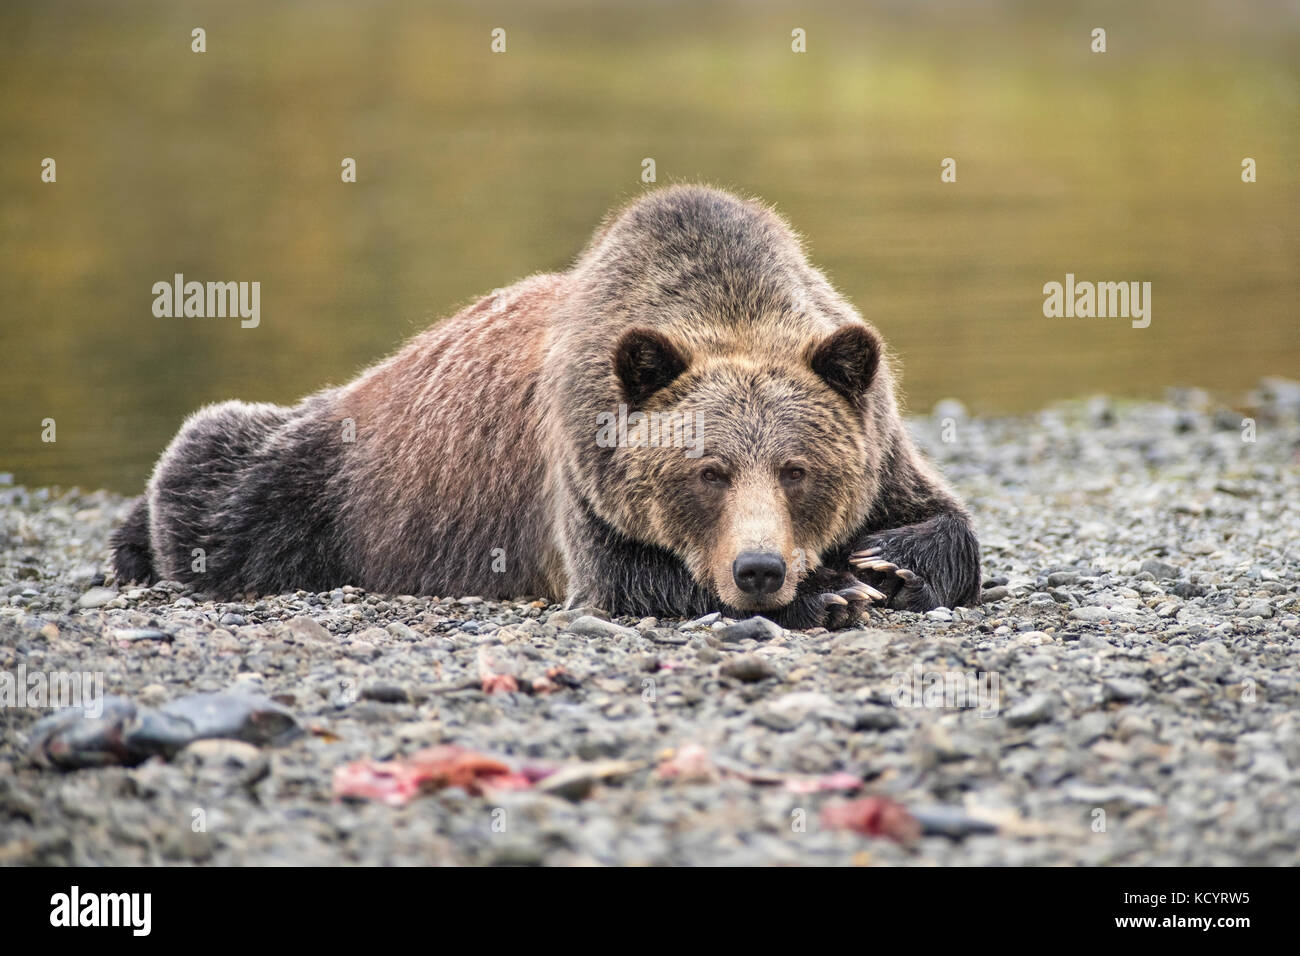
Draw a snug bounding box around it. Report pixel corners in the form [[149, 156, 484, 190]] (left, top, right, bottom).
[[613, 327, 689, 406], [810, 323, 880, 405]]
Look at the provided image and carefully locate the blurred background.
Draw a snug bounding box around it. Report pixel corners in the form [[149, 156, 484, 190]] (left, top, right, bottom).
[[1, 0, 1297, 493]]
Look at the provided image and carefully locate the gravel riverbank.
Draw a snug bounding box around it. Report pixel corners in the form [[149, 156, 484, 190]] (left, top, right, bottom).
[[2, 382, 1299, 866]]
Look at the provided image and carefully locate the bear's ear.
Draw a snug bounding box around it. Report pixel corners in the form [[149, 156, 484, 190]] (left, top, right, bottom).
[[613, 327, 689, 406], [810, 323, 881, 404]]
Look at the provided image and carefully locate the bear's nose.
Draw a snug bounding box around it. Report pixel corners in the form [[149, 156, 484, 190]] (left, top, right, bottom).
[[732, 551, 786, 596]]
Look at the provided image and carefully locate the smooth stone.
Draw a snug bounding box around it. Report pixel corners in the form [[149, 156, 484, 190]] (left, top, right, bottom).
[[1102, 678, 1150, 703], [1004, 693, 1057, 727], [77, 587, 117, 609], [718, 617, 782, 642], [719, 654, 777, 683], [567, 616, 638, 639]]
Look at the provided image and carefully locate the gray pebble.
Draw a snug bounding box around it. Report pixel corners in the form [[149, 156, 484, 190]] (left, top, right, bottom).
[[719, 654, 776, 683], [77, 587, 117, 609]]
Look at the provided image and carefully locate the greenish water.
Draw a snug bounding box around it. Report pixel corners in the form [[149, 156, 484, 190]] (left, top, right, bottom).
[[2, 0, 1297, 493]]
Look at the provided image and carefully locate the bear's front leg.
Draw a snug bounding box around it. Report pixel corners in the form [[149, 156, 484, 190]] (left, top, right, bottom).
[[559, 494, 718, 620], [846, 511, 981, 612], [563, 543, 716, 619], [772, 566, 886, 630]]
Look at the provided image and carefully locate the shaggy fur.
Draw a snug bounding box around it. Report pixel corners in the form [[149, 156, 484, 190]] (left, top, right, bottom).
[[112, 185, 980, 628]]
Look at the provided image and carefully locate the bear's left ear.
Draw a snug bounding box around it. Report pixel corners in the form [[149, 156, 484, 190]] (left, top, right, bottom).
[[810, 323, 881, 404], [613, 327, 689, 406]]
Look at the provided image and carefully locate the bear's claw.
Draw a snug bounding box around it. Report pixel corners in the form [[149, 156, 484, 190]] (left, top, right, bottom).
[[850, 550, 900, 574], [819, 574, 883, 628], [777, 568, 882, 629], [849, 549, 931, 610], [841, 582, 886, 603]]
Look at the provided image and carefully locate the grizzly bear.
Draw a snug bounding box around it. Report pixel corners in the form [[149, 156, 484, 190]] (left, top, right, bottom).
[[112, 185, 980, 628]]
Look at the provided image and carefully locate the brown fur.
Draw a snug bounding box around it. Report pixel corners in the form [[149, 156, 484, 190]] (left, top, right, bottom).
[[113, 185, 979, 627]]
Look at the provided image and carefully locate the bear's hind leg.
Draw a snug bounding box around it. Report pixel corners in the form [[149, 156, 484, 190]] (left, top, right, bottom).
[[110, 496, 155, 585]]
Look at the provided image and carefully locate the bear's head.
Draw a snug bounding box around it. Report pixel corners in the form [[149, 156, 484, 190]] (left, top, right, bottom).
[[605, 321, 886, 614]]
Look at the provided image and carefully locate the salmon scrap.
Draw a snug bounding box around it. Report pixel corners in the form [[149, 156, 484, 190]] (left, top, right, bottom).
[[333, 745, 534, 805]]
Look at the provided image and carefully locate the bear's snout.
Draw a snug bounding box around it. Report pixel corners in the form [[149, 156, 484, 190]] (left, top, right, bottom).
[[732, 551, 787, 596]]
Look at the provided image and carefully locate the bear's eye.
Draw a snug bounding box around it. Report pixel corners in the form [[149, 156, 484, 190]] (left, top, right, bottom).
[[699, 467, 729, 486], [781, 466, 806, 484]]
